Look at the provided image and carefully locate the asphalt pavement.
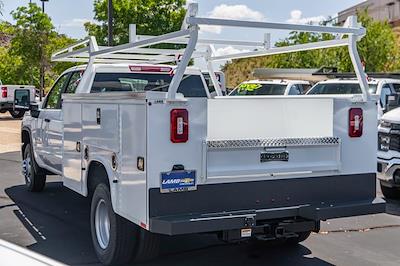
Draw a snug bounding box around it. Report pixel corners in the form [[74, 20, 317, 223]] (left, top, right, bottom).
[[0, 113, 400, 266]]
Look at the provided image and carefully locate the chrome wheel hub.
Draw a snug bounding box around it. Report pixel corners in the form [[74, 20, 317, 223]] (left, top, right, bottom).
[[95, 199, 110, 249], [22, 156, 32, 185]]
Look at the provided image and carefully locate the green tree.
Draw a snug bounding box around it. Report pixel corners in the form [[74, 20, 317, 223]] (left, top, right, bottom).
[[85, 0, 186, 45], [0, 47, 24, 84], [1, 3, 76, 91], [223, 11, 400, 87], [11, 3, 54, 91]]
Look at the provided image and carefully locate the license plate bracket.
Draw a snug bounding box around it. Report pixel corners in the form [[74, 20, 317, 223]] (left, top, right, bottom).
[[160, 170, 196, 193]]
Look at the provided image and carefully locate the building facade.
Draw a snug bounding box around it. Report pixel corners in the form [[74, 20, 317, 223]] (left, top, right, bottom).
[[338, 0, 400, 26]]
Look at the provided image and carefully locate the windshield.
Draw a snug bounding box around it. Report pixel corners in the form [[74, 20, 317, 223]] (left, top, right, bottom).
[[307, 83, 378, 95], [230, 83, 287, 96], [91, 73, 207, 97]]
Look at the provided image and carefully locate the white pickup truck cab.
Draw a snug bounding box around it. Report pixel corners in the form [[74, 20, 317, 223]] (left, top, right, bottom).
[[307, 78, 400, 119], [377, 109, 400, 199], [229, 79, 311, 96], [20, 4, 384, 265], [0, 80, 36, 118]]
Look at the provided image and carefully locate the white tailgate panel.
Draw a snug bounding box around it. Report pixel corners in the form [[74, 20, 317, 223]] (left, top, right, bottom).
[[207, 145, 340, 179], [208, 98, 333, 140]]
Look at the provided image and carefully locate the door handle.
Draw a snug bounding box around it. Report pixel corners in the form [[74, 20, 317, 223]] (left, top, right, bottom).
[[44, 118, 51, 123], [76, 141, 81, 152]]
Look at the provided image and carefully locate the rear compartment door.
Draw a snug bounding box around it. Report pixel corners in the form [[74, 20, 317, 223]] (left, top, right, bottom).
[[206, 97, 340, 182]]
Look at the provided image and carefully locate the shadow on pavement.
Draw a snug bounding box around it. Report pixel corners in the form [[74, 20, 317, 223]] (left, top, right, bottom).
[[385, 198, 400, 216], [5, 182, 335, 266]]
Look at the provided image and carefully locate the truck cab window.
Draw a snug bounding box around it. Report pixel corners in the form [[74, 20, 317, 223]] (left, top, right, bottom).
[[44, 73, 70, 109], [65, 71, 83, 94], [91, 73, 207, 97], [391, 83, 400, 93], [289, 84, 301, 95]]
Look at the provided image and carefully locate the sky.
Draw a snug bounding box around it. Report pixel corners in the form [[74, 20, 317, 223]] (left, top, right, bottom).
[[0, 0, 365, 68], [1, 0, 365, 39]]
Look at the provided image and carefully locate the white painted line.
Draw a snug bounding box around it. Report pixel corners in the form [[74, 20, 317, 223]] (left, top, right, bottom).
[[17, 209, 47, 240]]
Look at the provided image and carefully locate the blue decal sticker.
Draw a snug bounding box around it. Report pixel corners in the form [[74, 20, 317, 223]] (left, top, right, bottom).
[[161, 170, 196, 193]]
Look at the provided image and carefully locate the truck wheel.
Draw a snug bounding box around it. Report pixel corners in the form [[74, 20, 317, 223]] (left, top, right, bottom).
[[90, 183, 159, 265], [285, 231, 312, 245], [380, 182, 400, 199], [22, 144, 46, 192], [10, 110, 25, 119]]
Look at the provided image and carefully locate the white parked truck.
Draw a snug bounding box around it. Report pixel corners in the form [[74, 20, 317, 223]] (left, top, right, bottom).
[[229, 79, 311, 96], [0, 80, 36, 118], [377, 108, 400, 199], [20, 4, 384, 265], [306, 78, 400, 119]]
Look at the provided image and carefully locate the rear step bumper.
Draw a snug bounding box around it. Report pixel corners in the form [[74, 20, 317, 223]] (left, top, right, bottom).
[[149, 173, 385, 235], [149, 198, 385, 235]]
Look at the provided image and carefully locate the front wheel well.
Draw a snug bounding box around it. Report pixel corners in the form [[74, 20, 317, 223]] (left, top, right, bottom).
[[87, 161, 110, 198]]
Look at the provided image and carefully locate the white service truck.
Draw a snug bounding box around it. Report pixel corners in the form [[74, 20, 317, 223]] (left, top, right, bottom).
[[0, 80, 36, 118], [20, 4, 384, 265]]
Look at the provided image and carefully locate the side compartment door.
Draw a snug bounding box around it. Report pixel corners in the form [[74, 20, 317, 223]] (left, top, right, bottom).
[[36, 73, 70, 173], [62, 71, 84, 192]]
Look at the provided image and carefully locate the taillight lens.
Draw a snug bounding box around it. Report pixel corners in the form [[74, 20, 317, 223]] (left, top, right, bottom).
[[349, 108, 363, 138], [170, 109, 189, 143], [129, 65, 172, 73], [1, 87, 7, 98]]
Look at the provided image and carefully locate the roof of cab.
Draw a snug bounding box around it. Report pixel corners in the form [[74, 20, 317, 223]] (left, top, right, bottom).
[[242, 79, 310, 85], [315, 78, 400, 85]]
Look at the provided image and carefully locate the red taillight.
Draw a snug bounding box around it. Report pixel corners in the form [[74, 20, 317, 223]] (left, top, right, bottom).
[[349, 108, 363, 138], [1, 87, 7, 98], [170, 109, 188, 143], [129, 65, 172, 73]]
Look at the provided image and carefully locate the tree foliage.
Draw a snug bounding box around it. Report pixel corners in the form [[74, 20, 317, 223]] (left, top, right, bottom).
[[85, 0, 187, 45], [0, 3, 75, 91], [223, 11, 400, 88]]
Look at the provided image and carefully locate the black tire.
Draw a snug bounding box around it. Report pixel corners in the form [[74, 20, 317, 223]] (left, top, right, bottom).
[[23, 144, 46, 192], [285, 231, 312, 245], [380, 182, 400, 199], [10, 110, 25, 119], [134, 226, 160, 262], [90, 183, 159, 266]]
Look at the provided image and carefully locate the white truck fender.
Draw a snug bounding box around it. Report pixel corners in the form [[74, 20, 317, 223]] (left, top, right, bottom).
[[84, 156, 118, 212]]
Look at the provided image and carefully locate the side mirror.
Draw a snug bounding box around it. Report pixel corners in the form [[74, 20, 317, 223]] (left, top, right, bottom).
[[14, 89, 30, 110], [30, 104, 40, 118], [385, 94, 400, 113]]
